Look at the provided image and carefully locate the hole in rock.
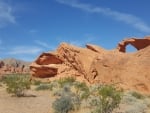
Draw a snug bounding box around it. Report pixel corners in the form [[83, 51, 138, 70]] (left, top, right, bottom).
[[126, 44, 137, 53]]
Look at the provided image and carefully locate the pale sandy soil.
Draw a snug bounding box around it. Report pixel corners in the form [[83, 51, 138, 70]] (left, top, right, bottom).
[[1, 84, 150, 113], [0, 85, 54, 113]]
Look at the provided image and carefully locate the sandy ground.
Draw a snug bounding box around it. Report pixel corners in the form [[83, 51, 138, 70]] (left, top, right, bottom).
[[1, 84, 150, 113], [0, 84, 93, 113], [0, 85, 54, 113]]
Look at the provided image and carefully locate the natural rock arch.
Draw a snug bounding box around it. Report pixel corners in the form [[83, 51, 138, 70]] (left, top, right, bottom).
[[126, 44, 137, 52], [117, 36, 150, 52]]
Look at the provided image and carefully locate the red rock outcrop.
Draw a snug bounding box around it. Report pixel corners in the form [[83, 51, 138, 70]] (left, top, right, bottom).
[[117, 36, 150, 52], [30, 53, 63, 78], [30, 36, 150, 93], [0, 58, 30, 75]]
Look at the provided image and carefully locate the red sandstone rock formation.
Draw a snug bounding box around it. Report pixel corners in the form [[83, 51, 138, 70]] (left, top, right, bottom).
[[30, 53, 63, 78], [0, 58, 30, 75], [30, 36, 150, 93], [117, 36, 150, 52]]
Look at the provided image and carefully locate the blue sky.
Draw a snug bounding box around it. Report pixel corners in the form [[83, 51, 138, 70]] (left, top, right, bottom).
[[0, 0, 150, 61]]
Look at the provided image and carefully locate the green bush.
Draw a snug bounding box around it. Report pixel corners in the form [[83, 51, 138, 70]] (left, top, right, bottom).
[[53, 85, 73, 97], [117, 91, 150, 113], [74, 81, 90, 100], [92, 85, 122, 113], [131, 91, 144, 99], [52, 78, 122, 113], [52, 85, 81, 112], [3, 74, 31, 97], [32, 80, 42, 85], [52, 95, 74, 113], [57, 77, 76, 88], [35, 83, 53, 91]]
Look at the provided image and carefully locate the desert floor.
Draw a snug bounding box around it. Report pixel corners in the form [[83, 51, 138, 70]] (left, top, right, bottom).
[[0, 85, 90, 113], [0, 85, 54, 113], [1, 83, 150, 113]]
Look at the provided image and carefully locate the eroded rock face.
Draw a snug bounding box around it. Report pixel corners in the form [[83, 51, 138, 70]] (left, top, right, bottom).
[[30, 36, 150, 93], [117, 36, 150, 52], [30, 53, 63, 78]]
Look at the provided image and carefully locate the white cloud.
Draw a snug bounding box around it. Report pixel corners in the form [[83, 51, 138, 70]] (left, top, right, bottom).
[[0, 0, 16, 27], [34, 40, 56, 50], [69, 37, 93, 47], [57, 35, 94, 47], [29, 29, 38, 33], [56, 0, 150, 33], [8, 46, 43, 55]]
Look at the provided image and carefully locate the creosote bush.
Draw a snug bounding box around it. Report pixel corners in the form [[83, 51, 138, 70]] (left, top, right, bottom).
[[57, 77, 76, 88], [52, 85, 78, 113], [52, 77, 122, 113], [74, 81, 90, 100], [3, 74, 31, 97], [32, 80, 42, 85], [131, 91, 145, 99], [91, 85, 122, 113], [52, 95, 74, 113], [35, 83, 53, 91]]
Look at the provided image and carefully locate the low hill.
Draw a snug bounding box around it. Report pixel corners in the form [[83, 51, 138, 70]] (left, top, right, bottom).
[[0, 58, 30, 75]]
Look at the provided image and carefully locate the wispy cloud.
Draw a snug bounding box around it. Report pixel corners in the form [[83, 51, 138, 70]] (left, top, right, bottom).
[[7, 46, 43, 55], [29, 29, 38, 33], [69, 37, 93, 47], [57, 35, 94, 47], [56, 0, 150, 33], [0, 0, 16, 27], [35, 40, 56, 50]]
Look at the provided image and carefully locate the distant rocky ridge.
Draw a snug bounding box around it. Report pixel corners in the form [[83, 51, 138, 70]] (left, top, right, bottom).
[[30, 36, 150, 93], [0, 58, 30, 75]]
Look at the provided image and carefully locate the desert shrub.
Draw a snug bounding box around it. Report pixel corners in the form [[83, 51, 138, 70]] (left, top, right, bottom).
[[52, 95, 74, 113], [144, 98, 150, 107], [131, 91, 145, 99], [73, 81, 91, 109], [121, 92, 137, 105], [91, 84, 122, 113], [0, 76, 3, 82], [119, 92, 149, 113], [3, 74, 31, 97], [122, 101, 147, 113], [35, 83, 53, 91], [74, 81, 90, 99], [32, 80, 42, 85], [53, 85, 72, 97], [57, 77, 76, 88], [52, 84, 81, 112]]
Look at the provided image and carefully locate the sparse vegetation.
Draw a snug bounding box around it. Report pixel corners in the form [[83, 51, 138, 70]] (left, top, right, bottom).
[[131, 91, 145, 99], [57, 77, 76, 88], [52, 95, 74, 113], [51, 78, 122, 113], [1, 74, 150, 113], [90, 85, 122, 113], [2, 74, 31, 97], [35, 83, 53, 91], [119, 91, 150, 113], [32, 80, 42, 85]]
